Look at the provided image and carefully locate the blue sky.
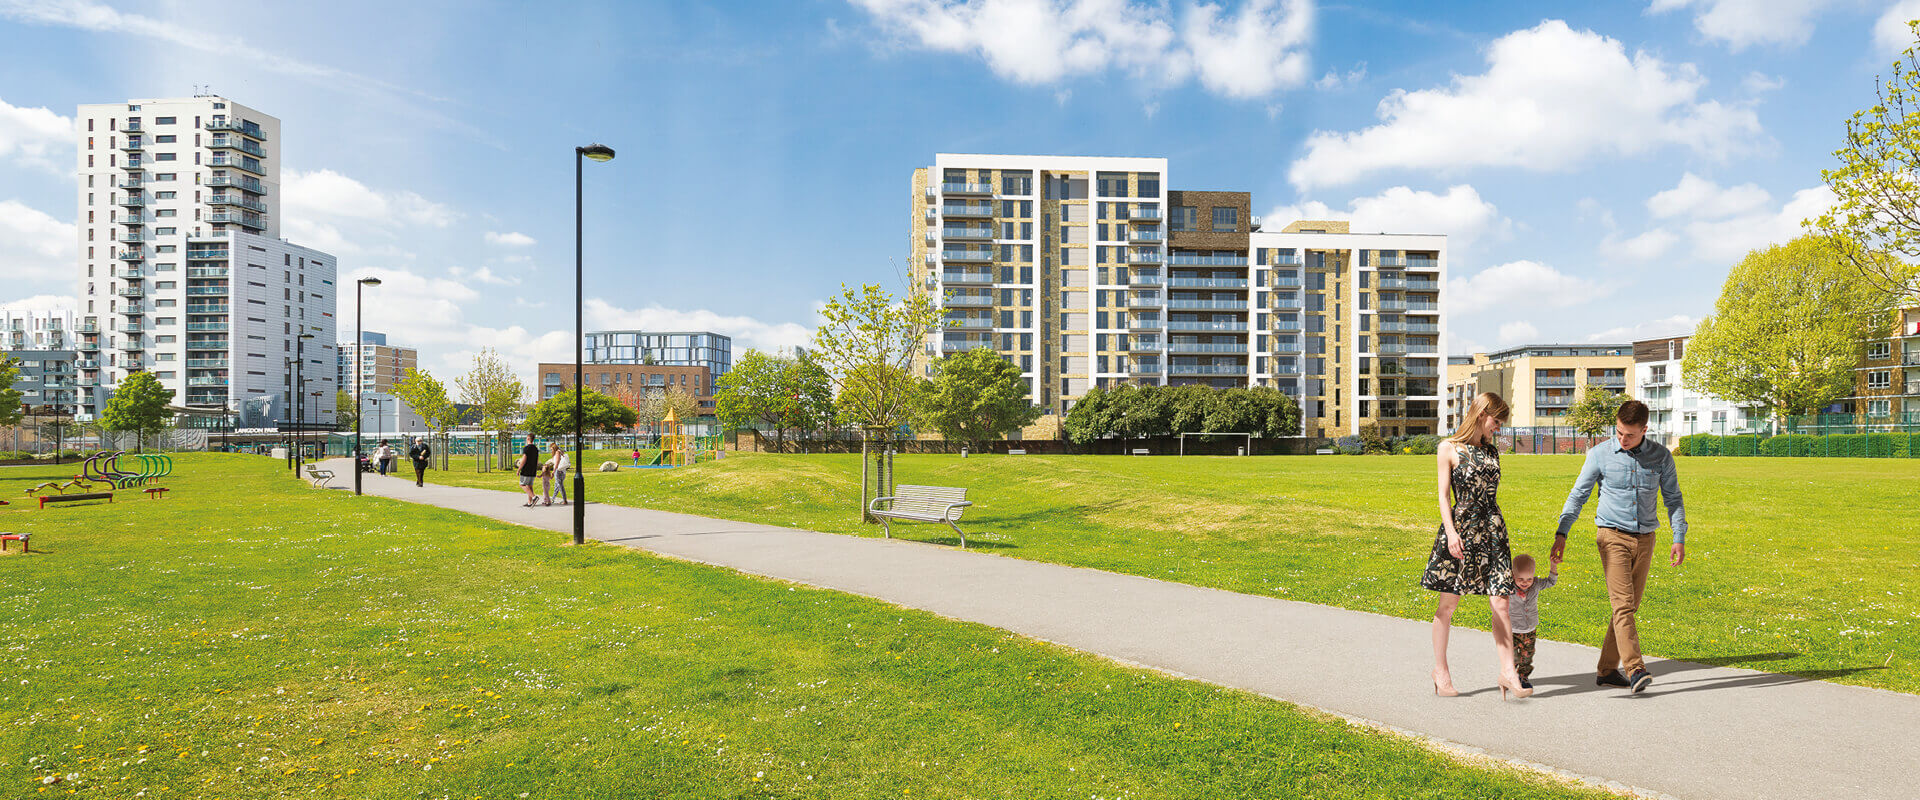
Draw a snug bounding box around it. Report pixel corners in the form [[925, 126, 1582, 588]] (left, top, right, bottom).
[[2, 0, 1916, 385]]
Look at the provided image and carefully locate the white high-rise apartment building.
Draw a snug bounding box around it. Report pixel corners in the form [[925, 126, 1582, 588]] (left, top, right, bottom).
[[912, 154, 1447, 439], [1, 307, 80, 352], [75, 96, 337, 427]]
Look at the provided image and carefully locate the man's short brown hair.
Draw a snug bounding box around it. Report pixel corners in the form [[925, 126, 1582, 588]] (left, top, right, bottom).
[[1617, 399, 1650, 426]]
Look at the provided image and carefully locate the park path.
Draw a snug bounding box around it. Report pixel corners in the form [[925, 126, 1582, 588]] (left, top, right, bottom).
[[321, 459, 1918, 800]]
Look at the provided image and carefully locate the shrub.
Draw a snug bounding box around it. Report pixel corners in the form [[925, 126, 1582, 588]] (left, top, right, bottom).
[[1721, 435, 1760, 457], [1400, 434, 1443, 455], [1761, 434, 1814, 457], [1358, 425, 1391, 455], [1333, 435, 1363, 456]]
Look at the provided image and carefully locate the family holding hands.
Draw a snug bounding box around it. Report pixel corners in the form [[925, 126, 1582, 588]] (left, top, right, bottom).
[[1422, 392, 1687, 699]]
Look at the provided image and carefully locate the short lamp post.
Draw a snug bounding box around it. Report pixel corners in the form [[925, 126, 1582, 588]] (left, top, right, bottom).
[[353, 276, 382, 495], [294, 332, 314, 474], [574, 142, 615, 546]]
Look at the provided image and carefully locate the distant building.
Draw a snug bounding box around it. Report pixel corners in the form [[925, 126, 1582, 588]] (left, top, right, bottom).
[[1, 308, 80, 352], [338, 330, 418, 395], [1445, 344, 1633, 428], [1632, 336, 1766, 442], [537, 362, 715, 416], [1844, 298, 1920, 423], [2, 349, 80, 417], [584, 330, 732, 377]]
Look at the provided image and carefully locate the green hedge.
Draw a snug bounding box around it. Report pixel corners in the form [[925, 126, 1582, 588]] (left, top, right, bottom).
[[1678, 432, 1919, 457]]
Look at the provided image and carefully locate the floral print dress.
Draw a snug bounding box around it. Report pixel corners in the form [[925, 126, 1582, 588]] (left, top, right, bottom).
[[1421, 441, 1517, 596]]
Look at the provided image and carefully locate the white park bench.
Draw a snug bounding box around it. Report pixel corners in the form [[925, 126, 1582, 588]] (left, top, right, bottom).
[[869, 485, 975, 548], [1130, 448, 1150, 456], [304, 464, 336, 488], [1006, 449, 1027, 455]]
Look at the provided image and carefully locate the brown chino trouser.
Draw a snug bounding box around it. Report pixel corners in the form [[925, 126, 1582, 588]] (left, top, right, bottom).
[[1596, 527, 1656, 675]]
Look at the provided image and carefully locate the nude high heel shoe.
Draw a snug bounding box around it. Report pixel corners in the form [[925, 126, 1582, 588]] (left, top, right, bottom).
[[1499, 675, 1533, 700], [1432, 671, 1459, 697]]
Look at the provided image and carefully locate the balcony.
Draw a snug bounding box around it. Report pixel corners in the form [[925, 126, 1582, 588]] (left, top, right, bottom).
[[186, 249, 230, 261], [78, 339, 100, 352], [943, 314, 994, 329], [207, 211, 268, 230], [1126, 292, 1162, 307], [207, 154, 264, 175], [940, 271, 995, 284], [942, 203, 993, 217], [186, 322, 229, 332], [120, 139, 144, 151], [119, 214, 149, 226], [1168, 299, 1248, 310], [1168, 343, 1248, 354], [941, 182, 993, 195], [208, 136, 267, 158], [1271, 342, 1304, 354], [1536, 376, 1576, 387], [124, 158, 144, 171], [120, 268, 147, 279], [941, 337, 993, 351], [117, 287, 144, 298], [118, 177, 143, 189], [1640, 376, 1671, 388], [186, 266, 229, 278], [1270, 276, 1302, 288], [1270, 360, 1303, 375], [1170, 363, 1248, 376], [1170, 254, 1248, 266], [1272, 318, 1304, 331], [118, 195, 146, 207], [1128, 208, 1162, 222], [1125, 272, 1164, 286], [941, 226, 994, 240], [1404, 280, 1440, 292], [123, 321, 144, 332], [1378, 277, 1408, 290], [205, 118, 266, 140], [122, 121, 141, 132], [1271, 254, 1302, 267], [1128, 361, 1163, 375], [945, 293, 994, 307], [118, 231, 149, 243], [1904, 353, 1920, 366], [1405, 257, 1440, 271], [1377, 343, 1409, 355], [1169, 277, 1248, 288], [1405, 301, 1440, 313], [1127, 317, 1165, 330], [187, 376, 230, 387], [1536, 393, 1573, 408], [208, 194, 269, 212], [123, 339, 146, 351], [121, 303, 145, 315], [1270, 294, 1303, 309], [1125, 252, 1165, 265], [187, 358, 228, 368], [122, 359, 145, 369], [1906, 382, 1920, 395], [1167, 320, 1248, 332], [941, 249, 994, 262], [206, 175, 266, 193], [186, 338, 230, 350], [77, 377, 99, 388], [1588, 377, 1628, 389], [1128, 228, 1164, 242]]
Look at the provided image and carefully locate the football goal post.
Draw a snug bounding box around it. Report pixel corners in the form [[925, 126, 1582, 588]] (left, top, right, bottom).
[[1177, 432, 1253, 456]]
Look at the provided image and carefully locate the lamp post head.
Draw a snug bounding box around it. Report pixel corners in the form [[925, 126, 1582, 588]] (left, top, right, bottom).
[[298, 333, 315, 340], [579, 143, 615, 162], [358, 277, 382, 286]]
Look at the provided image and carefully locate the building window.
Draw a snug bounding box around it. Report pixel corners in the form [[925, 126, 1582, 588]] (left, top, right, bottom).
[[1171, 206, 1198, 231], [1869, 399, 1892, 417], [1867, 341, 1892, 360], [1096, 172, 1128, 197], [1211, 207, 1238, 232], [156, 152, 176, 161], [1867, 370, 1891, 389], [1137, 173, 1160, 196], [156, 135, 176, 143], [155, 116, 176, 125]]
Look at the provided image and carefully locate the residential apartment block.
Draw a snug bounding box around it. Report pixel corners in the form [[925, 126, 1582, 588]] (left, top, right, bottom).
[[2, 307, 80, 352], [1445, 344, 1632, 428], [538, 362, 716, 415], [1848, 298, 1920, 422], [2, 350, 80, 417], [1633, 336, 1766, 441], [911, 154, 1447, 440], [338, 330, 419, 396], [75, 96, 337, 427], [584, 330, 732, 379]]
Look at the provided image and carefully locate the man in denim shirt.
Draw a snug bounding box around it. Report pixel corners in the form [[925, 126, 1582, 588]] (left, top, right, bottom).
[[1552, 399, 1687, 693]]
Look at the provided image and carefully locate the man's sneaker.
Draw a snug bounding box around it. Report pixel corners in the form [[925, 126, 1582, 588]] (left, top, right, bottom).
[[1596, 670, 1631, 687], [1629, 669, 1654, 693]]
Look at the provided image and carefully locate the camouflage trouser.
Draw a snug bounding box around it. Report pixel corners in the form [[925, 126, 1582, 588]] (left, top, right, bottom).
[[1514, 631, 1537, 678]]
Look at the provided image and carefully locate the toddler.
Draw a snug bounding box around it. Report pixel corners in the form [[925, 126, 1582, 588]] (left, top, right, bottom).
[[1509, 552, 1559, 689]]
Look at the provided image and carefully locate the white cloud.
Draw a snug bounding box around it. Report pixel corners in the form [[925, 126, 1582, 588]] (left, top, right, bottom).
[[1444, 329, 1486, 357], [1646, 172, 1770, 219], [283, 169, 457, 228], [584, 299, 815, 355], [1264, 184, 1510, 254], [0, 294, 78, 314], [0, 96, 71, 172], [850, 0, 1314, 99], [0, 199, 72, 283], [1648, 0, 1835, 51], [1875, 0, 1920, 56], [1600, 228, 1680, 261], [1585, 314, 1698, 344], [1742, 71, 1785, 94], [449, 265, 521, 286], [1447, 260, 1608, 316], [1288, 20, 1765, 188], [484, 231, 536, 248], [1496, 320, 1539, 346], [1637, 173, 1837, 262], [1315, 62, 1366, 91]]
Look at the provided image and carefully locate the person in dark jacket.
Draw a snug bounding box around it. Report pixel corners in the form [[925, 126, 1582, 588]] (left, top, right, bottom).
[[407, 436, 432, 487]]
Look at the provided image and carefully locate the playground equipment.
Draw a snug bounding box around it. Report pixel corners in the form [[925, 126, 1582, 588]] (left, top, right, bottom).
[[79, 450, 174, 489], [659, 409, 691, 467]]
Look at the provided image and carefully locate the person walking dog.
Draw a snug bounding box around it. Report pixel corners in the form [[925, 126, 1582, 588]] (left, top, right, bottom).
[[407, 436, 432, 488], [1553, 399, 1688, 694]]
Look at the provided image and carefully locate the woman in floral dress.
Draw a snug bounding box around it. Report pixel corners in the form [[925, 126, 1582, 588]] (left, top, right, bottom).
[[1423, 392, 1531, 699]]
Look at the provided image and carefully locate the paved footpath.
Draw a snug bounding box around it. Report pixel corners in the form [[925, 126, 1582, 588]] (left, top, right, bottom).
[[325, 460, 1918, 800]]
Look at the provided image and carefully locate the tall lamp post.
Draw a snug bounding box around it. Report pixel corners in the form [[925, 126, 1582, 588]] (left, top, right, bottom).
[[574, 143, 615, 546], [294, 332, 314, 474], [353, 276, 382, 495]]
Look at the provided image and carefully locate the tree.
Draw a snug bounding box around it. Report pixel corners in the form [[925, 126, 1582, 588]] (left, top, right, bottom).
[[788, 351, 837, 438], [525, 388, 638, 436], [661, 385, 700, 427], [916, 349, 1040, 445], [1808, 19, 1920, 296], [101, 371, 173, 452], [0, 358, 23, 429], [394, 367, 460, 469], [810, 283, 944, 521], [333, 389, 358, 432], [715, 349, 794, 443], [453, 348, 526, 469], [1062, 385, 1113, 445], [1683, 236, 1884, 419], [1567, 385, 1629, 437]]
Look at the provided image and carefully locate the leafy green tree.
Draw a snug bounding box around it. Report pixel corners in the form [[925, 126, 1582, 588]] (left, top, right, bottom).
[[716, 349, 792, 441], [334, 389, 358, 432], [1683, 236, 1884, 419], [1567, 385, 1628, 437], [0, 357, 23, 429], [1808, 19, 1920, 296], [788, 351, 836, 438], [454, 348, 526, 469], [1062, 385, 1111, 445], [525, 387, 638, 436], [394, 367, 460, 469], [812, 284, 943, 434], [917, 348, 1040, 445], [101, 371, 173, 452]]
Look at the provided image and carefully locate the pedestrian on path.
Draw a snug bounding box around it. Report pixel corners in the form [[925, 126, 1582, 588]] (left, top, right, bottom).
[[1421, 392, 1531, 700], [544, 442, 570, 506], [516, 434, 541, 507], [376, 440, 395, 475], [1506, 552, 1559, 690], [1553, 399, 1687, 694], [407, 436, 432, 487]]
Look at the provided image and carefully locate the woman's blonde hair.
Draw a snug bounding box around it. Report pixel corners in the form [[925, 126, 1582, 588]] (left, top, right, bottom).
[[1448, 392, 1510, 446]]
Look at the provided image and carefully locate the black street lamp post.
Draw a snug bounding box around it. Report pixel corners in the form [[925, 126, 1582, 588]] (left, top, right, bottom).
[[574, 143, 615, 546], [294, 332, 314, 474], [353, 277, 382, 495]]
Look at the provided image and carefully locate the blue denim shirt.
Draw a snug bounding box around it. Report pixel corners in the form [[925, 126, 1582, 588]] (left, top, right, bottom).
[[1556, 437, 1688, 543]]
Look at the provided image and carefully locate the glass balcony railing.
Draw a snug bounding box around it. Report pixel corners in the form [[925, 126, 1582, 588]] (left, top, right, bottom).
[[186, 286, 230, 296], [187, 359, 229, 368], [1167, 321, 1248, 332], [118, 177, 142, 189], [1127, 208, 1162, 221], [1127, 318, 1165, 330], [1536, 376, 1576, 387], [940, 271, 995, 283], [1126, 252, 1165, 265], [186, 266, 230, 277], [205, 118, 266, 140], [1125, 273, 1163, 286], [206, 175, 266, 193], [940, 338, 993, 351], [941, 203, 994, 216], [117, 287, 144, 297], [186, 338, 230, 350], [186, 322, 229, 332], [208, 194, 269, 212], [1127, 292, 1162, 306], [941, 249, 994, 261], [1167, 299, 1248, 310], [206, 211, 268, 230], [186, 249, 230, 260], [1171, 254, 1248, 266], [941, 226, 994, 239], [1128, 229, 1164, 241], [209, 136, 267, 157], [1167, 343, 1248, 354], [944, 294, 994, 306], [940, 182, 994, 194], [1270, 295, 1303, 309], [121, 303, 146, 314], [207, 154, 264, 174], [943, 315, 994, 328], [119, 195, 146, 207], [1169, 364, 1248, 375], [1405, 257, 1440, 270], [1128, 362, 1163, 374], [188, 376, 230, 387], [118, 232, 149, 243], [1168, 277, 1247, 288], [122, 121, 141, 132]]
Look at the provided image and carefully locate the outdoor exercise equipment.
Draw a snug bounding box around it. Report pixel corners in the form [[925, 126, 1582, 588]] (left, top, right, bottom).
[[77, 450, 174, 489]]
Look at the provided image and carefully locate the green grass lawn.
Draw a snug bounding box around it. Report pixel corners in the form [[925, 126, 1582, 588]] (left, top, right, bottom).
[[0, 455, 1613, 799], [419, 452, 1920, 694]]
